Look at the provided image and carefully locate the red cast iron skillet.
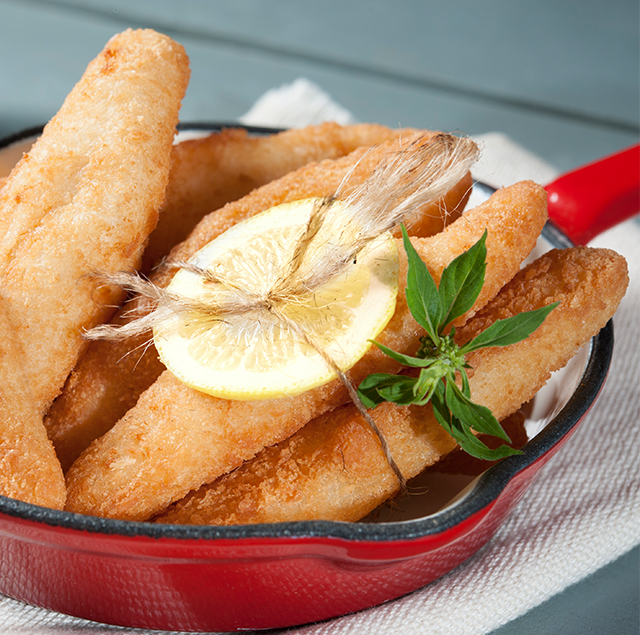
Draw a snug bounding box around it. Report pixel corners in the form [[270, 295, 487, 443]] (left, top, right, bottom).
[[0, 124, 637, 632]]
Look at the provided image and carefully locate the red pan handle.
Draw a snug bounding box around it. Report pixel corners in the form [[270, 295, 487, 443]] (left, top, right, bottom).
[[545, 143, 640, 245]]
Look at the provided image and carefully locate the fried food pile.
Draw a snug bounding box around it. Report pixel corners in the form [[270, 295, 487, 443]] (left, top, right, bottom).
[[0, 29, 629, 524]]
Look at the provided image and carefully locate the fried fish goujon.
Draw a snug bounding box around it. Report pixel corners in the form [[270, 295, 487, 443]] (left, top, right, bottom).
[[0, 299, 66, 509], [142, 122, 441, 271], [64, 180, 547, 521], [154, 246, 629, 525], [47, 132, 472, 472], [0, 28, 189, 415]]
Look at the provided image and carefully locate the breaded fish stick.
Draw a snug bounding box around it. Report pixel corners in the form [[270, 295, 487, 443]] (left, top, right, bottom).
[[47, 136, 472, 471], [64, 181, 547, 521], [0, 29, 189, 414], [142, 123, 440, 271], [0, 298, 66, 509], [154, 246, 629, 525]]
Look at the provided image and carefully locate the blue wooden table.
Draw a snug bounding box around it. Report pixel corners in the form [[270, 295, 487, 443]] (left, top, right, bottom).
[[0, 1, 638, 633]]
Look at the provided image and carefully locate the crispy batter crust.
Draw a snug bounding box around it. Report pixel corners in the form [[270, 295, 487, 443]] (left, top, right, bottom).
[[0, 29, 189, 414], [153, 401, 455, 525], [64, 180, 547, 521], [47, 133, 471, 472], [142, 123, 443, 271], [459, 246, 629, 416], [0, 299, 66, 508], [154, 246, 628, 525]]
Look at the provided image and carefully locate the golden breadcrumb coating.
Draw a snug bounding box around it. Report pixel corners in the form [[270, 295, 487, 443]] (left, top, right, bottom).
[[0, 29, 189, 415], [142, 122, 455, 271], [0, 298, 66, 508], [458, 246, 629, 417]]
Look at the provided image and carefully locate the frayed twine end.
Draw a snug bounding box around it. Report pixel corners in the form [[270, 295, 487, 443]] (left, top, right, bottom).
[[84, 132, 480, 491]]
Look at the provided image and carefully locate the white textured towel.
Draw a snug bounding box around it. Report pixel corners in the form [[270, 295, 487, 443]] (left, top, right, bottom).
[[0, 80, 638, 635]]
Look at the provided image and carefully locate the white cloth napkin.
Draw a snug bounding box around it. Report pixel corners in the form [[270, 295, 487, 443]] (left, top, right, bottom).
[[238, 78, 357, 128], [1, 79, 638, 635]]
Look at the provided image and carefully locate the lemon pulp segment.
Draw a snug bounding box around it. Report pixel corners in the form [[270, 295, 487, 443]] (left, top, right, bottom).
[[153, 198, 399, 400]]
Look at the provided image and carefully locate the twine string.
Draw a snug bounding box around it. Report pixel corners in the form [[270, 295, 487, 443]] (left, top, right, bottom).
[[86, 132, 480, 492]]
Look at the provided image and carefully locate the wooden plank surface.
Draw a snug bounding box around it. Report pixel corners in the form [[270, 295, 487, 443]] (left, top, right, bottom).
[[17, 0, 640, 127], [0, 0, 637, 171]]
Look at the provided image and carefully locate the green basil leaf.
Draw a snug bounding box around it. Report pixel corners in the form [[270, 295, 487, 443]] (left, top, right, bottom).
[[412, 366, 447, 404], [357, 374, 394, 408], [401, 225, 440, 342], [437, 231, 487, 330], [460, 302, 560, 354], [459, 368, 472, 399], [431, 382, 453, 430], [449, 428, 522, 460], [445, 380, 511, 442], [378, 377, 422, 405], [370, 340, 437, 368], [357, 373, 417, 408], [432, 383, 521, 459]]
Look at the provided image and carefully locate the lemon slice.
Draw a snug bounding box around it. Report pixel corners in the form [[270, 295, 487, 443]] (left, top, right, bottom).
[[153, 198, 399, 400]]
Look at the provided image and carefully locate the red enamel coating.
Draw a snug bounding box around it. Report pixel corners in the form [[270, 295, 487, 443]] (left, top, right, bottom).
[[546, 144, 640, 245], [0, 460, 533, 631], [0, 422, 584, 633]]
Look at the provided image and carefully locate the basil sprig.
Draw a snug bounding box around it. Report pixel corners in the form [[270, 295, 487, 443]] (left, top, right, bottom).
[[357, 227, 558, 461]]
